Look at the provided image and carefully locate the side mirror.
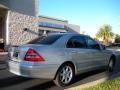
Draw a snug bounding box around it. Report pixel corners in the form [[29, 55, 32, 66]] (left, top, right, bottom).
[[101, 45, 106, 50]]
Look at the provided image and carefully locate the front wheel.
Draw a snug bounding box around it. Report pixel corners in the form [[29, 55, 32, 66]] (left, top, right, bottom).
[[108, 58, 115, 72], [54, 63, 75, 87]]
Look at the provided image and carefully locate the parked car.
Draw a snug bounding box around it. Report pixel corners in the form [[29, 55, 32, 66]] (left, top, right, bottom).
[[109, 43, 120, 47], [7, 33, 116, 87]]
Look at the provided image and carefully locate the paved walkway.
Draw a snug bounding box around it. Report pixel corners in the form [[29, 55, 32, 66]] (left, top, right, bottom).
[[0, 52, 8, 63]]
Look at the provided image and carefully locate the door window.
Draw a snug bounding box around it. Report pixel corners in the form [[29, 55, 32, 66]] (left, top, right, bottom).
[[67, 36, 86, 48], [86, 37, 100, 49]]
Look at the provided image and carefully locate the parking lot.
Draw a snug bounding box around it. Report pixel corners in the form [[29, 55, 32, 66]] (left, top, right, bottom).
[[0, 53, 120, 90]]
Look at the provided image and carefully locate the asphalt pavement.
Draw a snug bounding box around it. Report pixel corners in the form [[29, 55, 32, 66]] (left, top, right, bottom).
[[0, 54, 120, 90]]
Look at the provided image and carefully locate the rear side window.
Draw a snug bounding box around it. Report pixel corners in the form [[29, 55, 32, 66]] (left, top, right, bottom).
[[29, 35, 62, 45], [67, 36, 86, 48]]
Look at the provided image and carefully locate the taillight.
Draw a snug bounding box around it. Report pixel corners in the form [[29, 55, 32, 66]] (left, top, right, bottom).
[[24, 48, 45, 62]]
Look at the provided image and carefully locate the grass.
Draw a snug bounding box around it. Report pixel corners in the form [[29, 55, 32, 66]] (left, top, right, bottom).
[[82, 77, 120, 90]]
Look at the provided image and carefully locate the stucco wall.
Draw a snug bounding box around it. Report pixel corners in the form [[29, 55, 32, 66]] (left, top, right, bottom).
[[9, 11, 39, 45], [0, 0, 38, 16], [67, 24, 80, 33], [9, 0, 37, 16]]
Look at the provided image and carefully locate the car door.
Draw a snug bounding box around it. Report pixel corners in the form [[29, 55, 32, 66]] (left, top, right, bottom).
[[66, 35, 93, 72], [99, 44, 113, 65], [85, 37, 107, 67]]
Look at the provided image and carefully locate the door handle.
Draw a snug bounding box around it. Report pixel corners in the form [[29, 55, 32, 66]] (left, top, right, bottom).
[[71, 50, 76, 53]]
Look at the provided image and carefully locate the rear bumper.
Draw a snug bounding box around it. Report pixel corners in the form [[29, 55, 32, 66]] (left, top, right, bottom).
[[8, 60, 59, 79]]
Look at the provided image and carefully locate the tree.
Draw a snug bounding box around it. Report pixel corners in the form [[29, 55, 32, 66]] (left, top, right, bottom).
[[115, 34, 120, 43], [96, 24, 114, 45]]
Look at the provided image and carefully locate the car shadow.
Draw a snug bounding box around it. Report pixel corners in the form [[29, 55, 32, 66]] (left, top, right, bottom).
[[0, 61, 6, 64], [26, 81, 56, 90], [0, 76, 32, 88], [26, 69, 106, 90], [74, 69, 105, 83]]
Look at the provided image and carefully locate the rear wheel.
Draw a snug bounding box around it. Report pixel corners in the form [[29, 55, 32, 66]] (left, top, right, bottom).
[[54, 63, 75, 87], [108, 58, 115, 72]]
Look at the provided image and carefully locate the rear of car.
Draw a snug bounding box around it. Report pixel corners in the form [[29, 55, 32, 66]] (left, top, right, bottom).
[[7, 34, 63, 79]]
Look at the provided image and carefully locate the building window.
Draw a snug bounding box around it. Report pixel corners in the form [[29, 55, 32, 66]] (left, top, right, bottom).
[[38, 30, 44, 36], [46, 31, 60, 34], [39, 30, 61, 36]]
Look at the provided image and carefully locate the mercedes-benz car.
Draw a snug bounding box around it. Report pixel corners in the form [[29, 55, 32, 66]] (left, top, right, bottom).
[[7, 33, 116, 87]]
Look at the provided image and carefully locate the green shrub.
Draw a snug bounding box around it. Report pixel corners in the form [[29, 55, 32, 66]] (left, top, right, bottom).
[[83, 77, 120, 90]]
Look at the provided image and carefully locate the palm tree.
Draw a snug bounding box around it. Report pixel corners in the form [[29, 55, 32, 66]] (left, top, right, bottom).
[[96, 24, 114, 45], [115, 34, 120, 43]]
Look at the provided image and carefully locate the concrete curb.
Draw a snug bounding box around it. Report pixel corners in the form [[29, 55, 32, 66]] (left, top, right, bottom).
[[65, 72, 120, 90], [0, 52, 8, 55]]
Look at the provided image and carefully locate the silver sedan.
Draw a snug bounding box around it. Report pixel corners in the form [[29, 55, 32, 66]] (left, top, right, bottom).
[[7, 33, 116, 87]]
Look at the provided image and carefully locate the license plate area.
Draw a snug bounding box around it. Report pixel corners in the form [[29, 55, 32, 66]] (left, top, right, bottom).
[[13, 52, 19, 58], [9, 61, 21, 73], [13, 47, 20, 59]]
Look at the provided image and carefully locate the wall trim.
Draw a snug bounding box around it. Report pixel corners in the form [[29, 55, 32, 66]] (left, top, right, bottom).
[[5, 10, 10, 46]]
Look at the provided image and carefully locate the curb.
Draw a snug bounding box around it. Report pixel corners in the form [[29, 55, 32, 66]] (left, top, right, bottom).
[[65, 72, 120, 90], [0, 52, 8, 55]]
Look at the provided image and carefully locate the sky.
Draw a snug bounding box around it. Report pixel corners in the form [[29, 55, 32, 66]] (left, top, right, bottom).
[[39, 0, 120, 37]]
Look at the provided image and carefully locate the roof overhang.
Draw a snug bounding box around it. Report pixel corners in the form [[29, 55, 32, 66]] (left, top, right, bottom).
[[0, 4, 9, 9], [39, 27, 67, 32]]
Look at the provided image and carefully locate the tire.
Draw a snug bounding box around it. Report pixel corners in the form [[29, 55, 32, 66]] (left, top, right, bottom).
[[54, 63, 75, 87], [108, 58, 115, 72]]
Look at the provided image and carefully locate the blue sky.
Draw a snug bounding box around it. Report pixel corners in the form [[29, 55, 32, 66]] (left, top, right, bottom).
[[39, 0, 120, 37]]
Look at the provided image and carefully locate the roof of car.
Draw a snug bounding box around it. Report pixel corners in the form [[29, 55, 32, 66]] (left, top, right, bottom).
[[48, 33, 90, 37]]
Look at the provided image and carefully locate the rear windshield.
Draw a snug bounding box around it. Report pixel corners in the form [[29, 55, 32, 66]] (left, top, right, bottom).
[[28, 35, 62, 45]]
